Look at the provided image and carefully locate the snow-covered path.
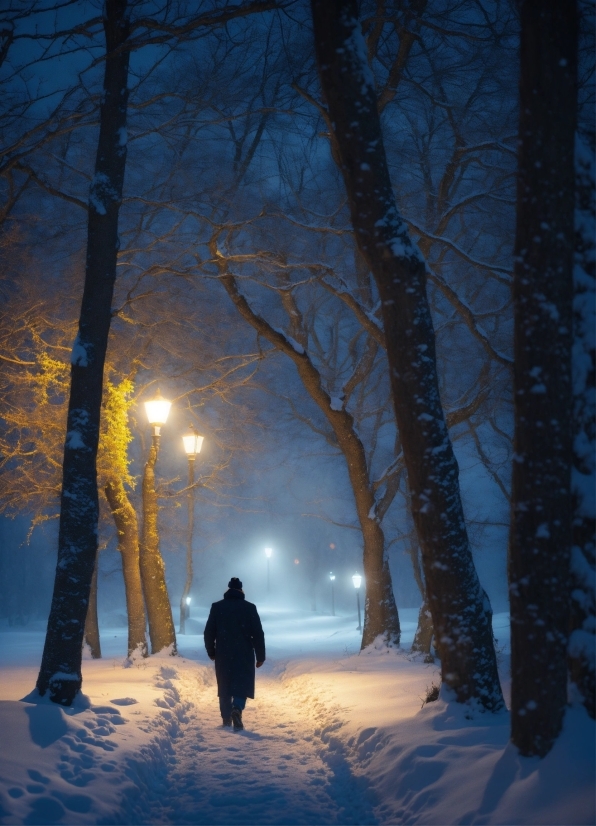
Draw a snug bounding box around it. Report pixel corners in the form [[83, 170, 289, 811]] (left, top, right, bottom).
[[0, 611, 593, 825], [146, 667, 375, 825]]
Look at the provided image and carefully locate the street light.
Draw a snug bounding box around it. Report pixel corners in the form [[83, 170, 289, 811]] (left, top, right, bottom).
[[144, 389, 172, 435], [141, 389, 176, 654], [180, 425, 204, 634], [182, 427, 204, 458], [265, 547, 272, 594], [329, 572, 336, 616], [352, 573, 362, 631]]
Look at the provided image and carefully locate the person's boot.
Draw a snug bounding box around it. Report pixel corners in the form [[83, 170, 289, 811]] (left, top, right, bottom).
[[231, 707, 244, 730], [222, 717, 232, 727]]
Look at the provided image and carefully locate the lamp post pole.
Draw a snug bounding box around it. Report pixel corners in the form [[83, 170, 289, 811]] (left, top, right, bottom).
[[180, 456, 194, 635], [352, 574, 362, 631], [180, 426, 204, 634], [140, 390, 177, 654], [265, 547, 272, 594], [329, 572, 335, 616]]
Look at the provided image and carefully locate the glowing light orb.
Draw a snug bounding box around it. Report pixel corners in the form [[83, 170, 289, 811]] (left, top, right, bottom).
[[182, 427, 204, 456], [144, 389, 172, 427]]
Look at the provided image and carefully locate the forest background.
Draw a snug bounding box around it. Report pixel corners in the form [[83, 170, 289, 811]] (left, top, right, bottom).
[[0, 0, 593, 751]]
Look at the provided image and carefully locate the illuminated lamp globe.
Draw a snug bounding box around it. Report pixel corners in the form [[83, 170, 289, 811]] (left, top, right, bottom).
[[352, 574, 362, 589], [144, 389, 172, 429], [265, 547, 273, 559], [329, 572, 336, 582], [185, 596, 191, 606], [182, 426, 204, 458]]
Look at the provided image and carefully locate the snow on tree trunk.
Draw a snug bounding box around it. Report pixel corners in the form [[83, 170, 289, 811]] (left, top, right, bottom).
[[36, 0, 130, 705], [105, 478, 148, 659], [83, 560, 101, 659], [509, 1, 578, 756], [569, 134, 595, 719], [310, 0, 503, 710], [140, 435, 177, 655]]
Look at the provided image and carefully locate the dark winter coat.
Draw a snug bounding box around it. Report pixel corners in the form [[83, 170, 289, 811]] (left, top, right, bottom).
[[204, 590, 266, 699]]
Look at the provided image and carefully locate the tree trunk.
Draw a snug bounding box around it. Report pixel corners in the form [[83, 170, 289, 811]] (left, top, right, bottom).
[[310, 0, 502, 710], [408, 539, 434, 660], [140, 433, 177, 654], [83, 559, 101, 659], [36, 0, 130, 705], [509, 0, 578, 756], [180, 458, 195, 634], [105, 478, 148, 658], [359, 499, 400, 648], [215, 256, 401, 647], [403, 480, 434, 657], [412, 601, 433, 660], [569, 134, 595, 719]]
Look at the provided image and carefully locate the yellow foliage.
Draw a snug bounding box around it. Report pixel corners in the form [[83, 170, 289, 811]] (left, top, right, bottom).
[[99, 376, 136, 490], [0, 334, 137, 515], [36, 353, 70, 405]]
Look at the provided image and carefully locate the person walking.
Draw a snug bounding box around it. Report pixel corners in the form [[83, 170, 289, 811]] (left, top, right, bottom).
[[204, 577, 266, 730]]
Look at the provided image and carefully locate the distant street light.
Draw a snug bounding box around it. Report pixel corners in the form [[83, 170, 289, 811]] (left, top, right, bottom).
[[182, 427, 204, 458], [352, 573, 362, 631], [141, 389, 176, 654], [180, 425, 204, 634], [265, 547, 272, 593], [329, 572, 336, 616]]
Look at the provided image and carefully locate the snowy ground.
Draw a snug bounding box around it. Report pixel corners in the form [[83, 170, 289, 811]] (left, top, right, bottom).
[[0, 606, 593, 825]]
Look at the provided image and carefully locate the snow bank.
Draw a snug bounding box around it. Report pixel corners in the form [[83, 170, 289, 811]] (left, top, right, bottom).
[[282, 656, 594, 825], [0, 654, 203, 824]]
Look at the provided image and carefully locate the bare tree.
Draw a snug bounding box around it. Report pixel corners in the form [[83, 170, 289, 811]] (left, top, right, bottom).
[[211, 233, 402, 646], [309, 0, 503, 710], [36, 0, 132, 705]]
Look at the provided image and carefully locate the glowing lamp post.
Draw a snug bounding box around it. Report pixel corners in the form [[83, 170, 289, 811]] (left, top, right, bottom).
[[180, 425, 204, 634], [329, 572, 336, 616], [182, 428, 204, 458], [265, 547, 272, 594], [352, 574, 362, 631], [141, 389, 177, 655], [144, 389, 172, 436]]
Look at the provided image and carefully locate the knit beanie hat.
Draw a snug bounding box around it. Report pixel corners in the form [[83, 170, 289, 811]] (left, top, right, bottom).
[[228, 577, 243, 590]]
